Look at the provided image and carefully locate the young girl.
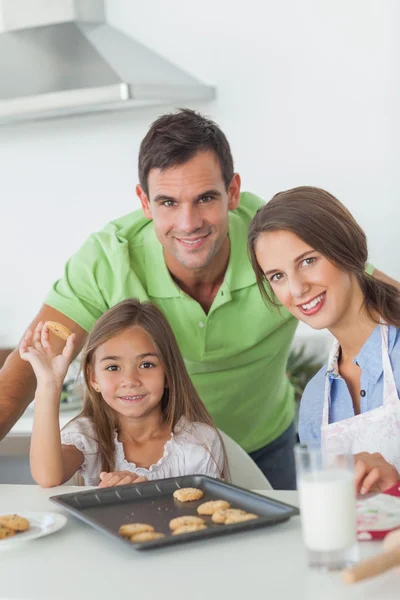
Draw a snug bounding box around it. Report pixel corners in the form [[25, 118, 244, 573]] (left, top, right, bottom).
[[20, 298, 227, 488], [248, 186, 400, 492]]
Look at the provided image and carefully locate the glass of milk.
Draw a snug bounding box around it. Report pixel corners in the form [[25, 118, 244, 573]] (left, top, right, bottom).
[[295, 445, 359, 570]]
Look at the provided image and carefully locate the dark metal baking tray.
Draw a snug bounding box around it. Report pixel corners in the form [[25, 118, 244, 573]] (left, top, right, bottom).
[[50, 475, 299, 551]]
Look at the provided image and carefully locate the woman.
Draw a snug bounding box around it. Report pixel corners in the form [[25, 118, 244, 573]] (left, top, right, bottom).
[[248, 186, 400, 493]]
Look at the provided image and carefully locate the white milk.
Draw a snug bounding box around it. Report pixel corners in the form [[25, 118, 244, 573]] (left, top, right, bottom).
[[298, 469, 356, 551]]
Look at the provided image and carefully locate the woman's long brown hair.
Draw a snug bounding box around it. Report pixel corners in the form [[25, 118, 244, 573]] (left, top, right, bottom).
[[248, 186, 400, 326], [74, 299, 228, 477]]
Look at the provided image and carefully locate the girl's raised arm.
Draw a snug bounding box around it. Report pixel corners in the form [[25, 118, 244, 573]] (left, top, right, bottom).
[[20, 322, 84, 487]]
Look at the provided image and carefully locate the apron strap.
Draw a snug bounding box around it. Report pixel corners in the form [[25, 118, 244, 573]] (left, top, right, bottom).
[[322, 339, 340, 426], [380, 323, 398, 407], [321, 324, 398, 424]]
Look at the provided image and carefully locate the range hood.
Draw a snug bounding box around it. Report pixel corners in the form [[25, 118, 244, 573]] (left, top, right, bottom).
[[0, 0, 215, 124]]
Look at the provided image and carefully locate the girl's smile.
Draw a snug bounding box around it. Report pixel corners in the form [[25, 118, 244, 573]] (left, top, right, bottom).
[[118, 394, 147, 403]]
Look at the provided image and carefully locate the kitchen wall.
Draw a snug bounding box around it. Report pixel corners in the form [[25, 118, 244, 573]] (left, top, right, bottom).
[[0, 0, 398, 355]]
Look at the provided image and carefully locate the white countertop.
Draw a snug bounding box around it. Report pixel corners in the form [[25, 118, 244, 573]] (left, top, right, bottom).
[[0, 485, 397, 600]]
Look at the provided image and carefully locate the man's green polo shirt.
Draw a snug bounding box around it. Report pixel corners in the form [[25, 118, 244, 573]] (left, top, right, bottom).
[[45, 192, 298, 453]]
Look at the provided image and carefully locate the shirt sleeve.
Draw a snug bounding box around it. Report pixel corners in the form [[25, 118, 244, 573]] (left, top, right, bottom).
[[365, 262, 375, 275], [44, 231, 119, 332], [61, 417, 99, 474]]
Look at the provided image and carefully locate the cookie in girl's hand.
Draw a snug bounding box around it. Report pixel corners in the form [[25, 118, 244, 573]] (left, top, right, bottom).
[[46, 321, 72, 341]]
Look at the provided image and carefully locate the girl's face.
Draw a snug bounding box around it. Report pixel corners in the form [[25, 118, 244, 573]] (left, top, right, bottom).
[[89, 326, 166, 420], [254, 230, 355, 331]]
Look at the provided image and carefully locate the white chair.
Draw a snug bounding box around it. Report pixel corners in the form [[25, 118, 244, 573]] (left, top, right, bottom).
[[64, 472, 84, 486], [219, 430, 272, 490], [63, 433, 273, 490]]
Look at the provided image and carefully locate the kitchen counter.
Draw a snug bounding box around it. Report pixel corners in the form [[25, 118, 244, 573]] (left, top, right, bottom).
[[0, 407, 80, 456], [0, 408, 81, 483], [0, 485, 396, 600]]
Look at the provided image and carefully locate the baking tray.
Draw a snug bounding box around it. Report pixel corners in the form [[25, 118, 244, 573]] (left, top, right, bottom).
[[50, 475, 299, 551]]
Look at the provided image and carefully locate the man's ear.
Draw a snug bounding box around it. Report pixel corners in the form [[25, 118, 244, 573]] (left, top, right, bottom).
[[136, 185, 152, 219], [227, 173, 241, 210]]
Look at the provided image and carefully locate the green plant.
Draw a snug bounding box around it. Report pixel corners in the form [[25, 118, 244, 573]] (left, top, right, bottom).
[[287, 344, 324, 402]]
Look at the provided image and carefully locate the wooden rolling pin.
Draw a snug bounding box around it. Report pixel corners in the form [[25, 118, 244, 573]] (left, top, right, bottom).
[[342, 529, 400, 584]]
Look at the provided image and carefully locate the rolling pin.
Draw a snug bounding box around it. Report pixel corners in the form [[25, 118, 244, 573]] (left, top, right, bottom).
[[342, 529, 400, 584]]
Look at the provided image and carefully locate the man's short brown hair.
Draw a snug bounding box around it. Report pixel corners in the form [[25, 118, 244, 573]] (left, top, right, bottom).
[[138, 108, 234, 195]]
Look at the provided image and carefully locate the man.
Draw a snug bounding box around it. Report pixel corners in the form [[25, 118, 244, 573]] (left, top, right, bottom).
[[0, 109, 398, 489]]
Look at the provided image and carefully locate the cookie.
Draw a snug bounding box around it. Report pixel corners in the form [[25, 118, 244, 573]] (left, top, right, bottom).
[[225, 512, 258, 524], [0, 524, 15, 539], [197, 500, 231, 515], [172, 524, 207, 535], [0, 514, 30, 532], [211, 508, 248, 524], [173, 488, 204, 502], [169, 516, 205, 531], [130, 531, 165, 542], [119, 523, 154, 537], [46, 321, 72, 341]]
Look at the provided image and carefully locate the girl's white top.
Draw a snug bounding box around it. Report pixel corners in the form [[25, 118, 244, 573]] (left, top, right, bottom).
[[61, 416, 224, 486]]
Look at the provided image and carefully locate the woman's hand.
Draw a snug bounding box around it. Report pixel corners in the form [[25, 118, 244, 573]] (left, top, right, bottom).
[[354, 452, 400, 494], [19, 321, 75, 389], [98, 471, 148, 488]]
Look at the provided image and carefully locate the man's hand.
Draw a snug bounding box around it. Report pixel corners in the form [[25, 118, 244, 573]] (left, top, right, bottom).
[[354, 452, 400, 494], [98, 471, 148, 488]]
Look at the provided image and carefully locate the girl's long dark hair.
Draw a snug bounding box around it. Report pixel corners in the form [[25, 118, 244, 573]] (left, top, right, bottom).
[[248, 186, 400, 326], [74, 299, 228, 477]]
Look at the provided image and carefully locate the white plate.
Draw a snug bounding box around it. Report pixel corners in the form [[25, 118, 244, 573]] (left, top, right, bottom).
[[0, 511, 67, 548]]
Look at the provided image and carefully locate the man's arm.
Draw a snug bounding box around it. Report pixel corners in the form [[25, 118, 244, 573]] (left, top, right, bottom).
[[0, 305, 87, 441], [372, 268, 400, 292]]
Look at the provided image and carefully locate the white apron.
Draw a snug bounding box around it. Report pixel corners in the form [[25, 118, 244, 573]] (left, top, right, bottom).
[[321, 324, 400, 470]]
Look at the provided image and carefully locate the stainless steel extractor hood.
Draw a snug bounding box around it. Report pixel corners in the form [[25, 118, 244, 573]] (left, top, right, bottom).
[[0, 0, 215, 124]]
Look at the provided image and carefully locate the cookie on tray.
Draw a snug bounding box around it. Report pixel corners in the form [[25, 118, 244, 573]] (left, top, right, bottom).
[[197, 500, 231, 515], [130, 531, 165, 542], [119, 523, 154, 538], [211, 508, 248, 524], [225, 512, 258, 524], [169, 515, 205, 531], [173, 487, 204, 502], [172, 524, 207, 535], [0, 514, 29, 532], [0, 524, 15, 539]]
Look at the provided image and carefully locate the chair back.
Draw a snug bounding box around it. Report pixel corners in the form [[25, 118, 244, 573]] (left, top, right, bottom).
[[220, 430, 272, 490]]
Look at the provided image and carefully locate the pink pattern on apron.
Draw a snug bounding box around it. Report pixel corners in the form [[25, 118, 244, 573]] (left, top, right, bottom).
[[321, 324, 400, 470]]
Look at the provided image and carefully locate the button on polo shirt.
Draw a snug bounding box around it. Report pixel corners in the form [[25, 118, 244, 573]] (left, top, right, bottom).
[[45, 192, 297, 453]]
